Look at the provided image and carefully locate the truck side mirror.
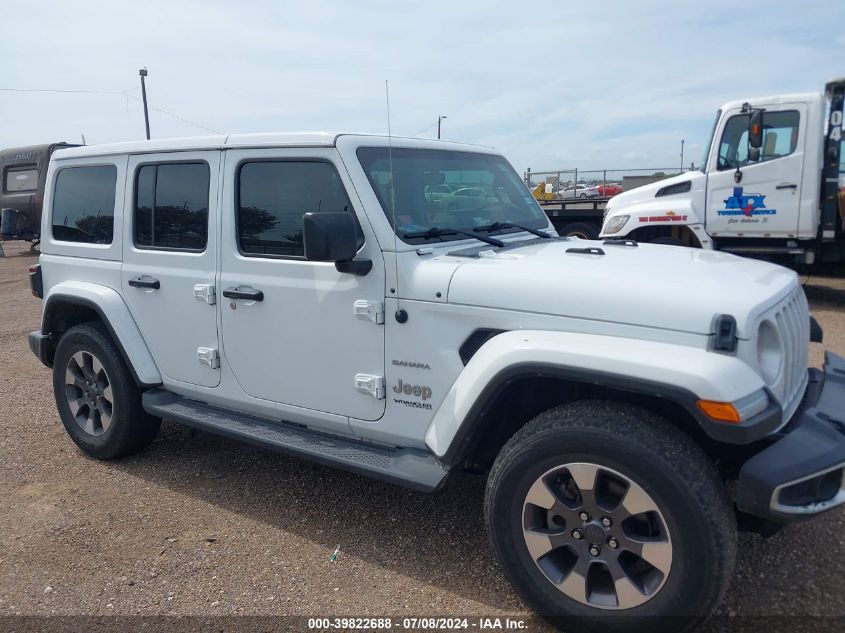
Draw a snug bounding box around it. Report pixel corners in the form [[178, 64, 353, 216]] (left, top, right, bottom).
[[303, 211, 371, 275], [748, 110, 764, 149]]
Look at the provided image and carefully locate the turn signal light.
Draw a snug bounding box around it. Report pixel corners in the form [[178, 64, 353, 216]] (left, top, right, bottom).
[[697, 400, 741, 424]]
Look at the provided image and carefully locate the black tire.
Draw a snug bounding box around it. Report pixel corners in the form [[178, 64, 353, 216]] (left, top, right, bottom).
[[559, 222, 599, 240], [485, 400, 736, 633], [52, 322, 160, 459], [579, 193, 588, 199]]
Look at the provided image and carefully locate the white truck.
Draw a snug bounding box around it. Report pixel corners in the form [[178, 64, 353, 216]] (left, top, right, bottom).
[[26, 133, 845, 633], [600, 79, 845, 268]]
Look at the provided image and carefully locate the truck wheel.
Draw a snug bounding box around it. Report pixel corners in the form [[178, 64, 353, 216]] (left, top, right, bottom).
[[559, 222, 599, 240], [485, 400, 735, 633], [52, 323, 160, 459]]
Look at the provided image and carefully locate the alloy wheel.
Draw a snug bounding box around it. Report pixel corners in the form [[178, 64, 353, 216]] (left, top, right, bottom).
[[64, 350, 113, 436], [522, 462, 672, 610]]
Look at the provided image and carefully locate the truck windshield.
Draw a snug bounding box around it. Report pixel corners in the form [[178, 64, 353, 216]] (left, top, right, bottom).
[[699, 109, 721, 172], [356, 147, 549, 244]]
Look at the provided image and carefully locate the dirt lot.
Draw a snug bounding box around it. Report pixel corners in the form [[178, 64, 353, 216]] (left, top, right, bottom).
[[0, 239, 843, 631]]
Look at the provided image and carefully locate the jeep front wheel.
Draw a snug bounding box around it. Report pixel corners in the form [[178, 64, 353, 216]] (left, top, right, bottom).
[[53, 323, 161, 459], [485, 400, 736, 633]]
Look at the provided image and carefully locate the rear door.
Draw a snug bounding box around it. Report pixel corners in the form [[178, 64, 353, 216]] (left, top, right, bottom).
[[706, 104, 806, 238], [121, 152, 221, 388]]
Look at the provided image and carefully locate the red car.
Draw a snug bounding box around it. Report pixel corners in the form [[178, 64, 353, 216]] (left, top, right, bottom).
[[597, 183, 623, 197]]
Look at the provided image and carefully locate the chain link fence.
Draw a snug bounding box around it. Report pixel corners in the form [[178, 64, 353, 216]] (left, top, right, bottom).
[[524, 166, 697, 195]]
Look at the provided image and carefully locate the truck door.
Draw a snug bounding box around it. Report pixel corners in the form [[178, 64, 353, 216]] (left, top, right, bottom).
[[705, 104, 806, 238], [219, 148, 386, 423], [121, 152, 221, 388]]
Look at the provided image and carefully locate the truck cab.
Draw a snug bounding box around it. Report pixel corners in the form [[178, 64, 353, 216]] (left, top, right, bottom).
[[600, 80, 845, 267]]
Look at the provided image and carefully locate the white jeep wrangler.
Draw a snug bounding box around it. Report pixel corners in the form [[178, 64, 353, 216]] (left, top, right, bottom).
[[27, 133, 845, 632]]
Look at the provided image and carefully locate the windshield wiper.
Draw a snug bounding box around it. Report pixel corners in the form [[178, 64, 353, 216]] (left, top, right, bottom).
[[474, 221, 551, 239], [401, 226, 505, 247]]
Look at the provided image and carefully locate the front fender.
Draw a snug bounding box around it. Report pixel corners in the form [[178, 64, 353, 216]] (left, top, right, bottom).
[[425, 330, 769, 462], [43, 280, 162, 386]]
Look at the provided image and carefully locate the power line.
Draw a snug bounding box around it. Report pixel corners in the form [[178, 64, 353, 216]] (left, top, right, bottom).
[[0, 87, 131, 94], [1, 85, 221, 135], [412, 121, 437, 137], [122, 91, 220, 134]]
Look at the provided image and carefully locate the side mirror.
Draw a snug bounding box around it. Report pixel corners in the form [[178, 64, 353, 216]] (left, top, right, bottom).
[[748, 109, 764, 149], [303, 211, 371, 275]]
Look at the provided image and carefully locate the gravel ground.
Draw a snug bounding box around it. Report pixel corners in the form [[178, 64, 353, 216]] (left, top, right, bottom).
[[0, 240, 843, 632]]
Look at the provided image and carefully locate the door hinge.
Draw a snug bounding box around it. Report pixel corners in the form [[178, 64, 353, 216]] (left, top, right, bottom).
[[355, 373, 385, 399], [194, 283, 216, 305], [353, 300, 384, 324], [197, 347, 219, 369]]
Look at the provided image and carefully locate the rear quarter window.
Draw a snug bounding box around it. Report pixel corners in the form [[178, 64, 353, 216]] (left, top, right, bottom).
[[51, 165, 117, 244]]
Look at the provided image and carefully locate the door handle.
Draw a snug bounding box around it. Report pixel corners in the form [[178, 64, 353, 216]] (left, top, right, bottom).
[[223, 287, 264, 302], [128, 276, 160, 290], [776, 183, 797, 190]]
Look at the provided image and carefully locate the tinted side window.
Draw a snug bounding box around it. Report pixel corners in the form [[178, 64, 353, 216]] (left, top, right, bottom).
[[237, 161, 359, 258], [52, 165, 117, 244], [718, 110, 800, 170], [134, 162, 209, 250]]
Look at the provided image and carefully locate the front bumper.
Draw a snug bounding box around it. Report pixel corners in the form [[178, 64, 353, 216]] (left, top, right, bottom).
[[28, 330, 52, 367], [737, 351, 845, 524]]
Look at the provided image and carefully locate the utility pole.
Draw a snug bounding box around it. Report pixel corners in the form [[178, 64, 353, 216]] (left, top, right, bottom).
[[680, 139, 685, 173], [139, 68, 150, 140], [437, 115, 447, 139]]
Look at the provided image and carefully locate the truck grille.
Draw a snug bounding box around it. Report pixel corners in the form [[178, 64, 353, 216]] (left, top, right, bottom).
[[770, 288, 810, 421]]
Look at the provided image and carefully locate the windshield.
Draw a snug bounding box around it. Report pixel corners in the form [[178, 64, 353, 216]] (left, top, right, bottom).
[[356, 147, 549, 244], [699, 109, 721, 172]]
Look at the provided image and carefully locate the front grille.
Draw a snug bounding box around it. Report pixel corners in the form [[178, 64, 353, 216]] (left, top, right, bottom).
[[770, 288, 810, 419]]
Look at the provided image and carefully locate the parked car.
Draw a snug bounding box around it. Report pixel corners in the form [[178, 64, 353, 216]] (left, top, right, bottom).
[[444, 186, 498, 209], [597, 183, 623, 197], [557, 183, 599, 199], [27, 132, 844, 633]]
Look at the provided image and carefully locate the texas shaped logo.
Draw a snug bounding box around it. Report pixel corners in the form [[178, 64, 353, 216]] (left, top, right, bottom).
[[719, 187, 775, 217]]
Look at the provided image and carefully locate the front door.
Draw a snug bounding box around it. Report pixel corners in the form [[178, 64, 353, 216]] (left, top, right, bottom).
[[219, 149, 386, 422], [121, 151, 221, 388], [706, 104, 806, 238]]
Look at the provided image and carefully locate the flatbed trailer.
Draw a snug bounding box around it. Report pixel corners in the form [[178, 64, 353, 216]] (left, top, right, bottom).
[[539, 197, 609, 239]]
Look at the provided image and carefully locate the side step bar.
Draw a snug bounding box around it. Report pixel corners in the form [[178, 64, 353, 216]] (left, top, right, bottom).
[[721, 246, 805, 255], [142, 390, 448, 492]]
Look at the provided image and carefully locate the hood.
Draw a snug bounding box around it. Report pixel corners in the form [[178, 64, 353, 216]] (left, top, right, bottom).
[[445, 239, 798, 338], [607, 171, 703, 211]]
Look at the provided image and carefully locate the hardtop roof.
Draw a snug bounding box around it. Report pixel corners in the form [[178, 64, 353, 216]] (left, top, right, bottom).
[[51, 133, 493, 160]]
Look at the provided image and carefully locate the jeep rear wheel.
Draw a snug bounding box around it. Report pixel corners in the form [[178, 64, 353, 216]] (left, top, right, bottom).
[[53, 323, 160, 459], [485, 400, 736, 633]]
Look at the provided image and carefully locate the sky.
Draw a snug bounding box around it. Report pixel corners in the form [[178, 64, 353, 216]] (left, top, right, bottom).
[[2, 0, 844, 175]]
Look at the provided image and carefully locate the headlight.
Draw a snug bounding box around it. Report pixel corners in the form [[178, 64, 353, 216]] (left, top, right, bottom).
[[604, 214, 630, 234], [757, 320, 784, 386]]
